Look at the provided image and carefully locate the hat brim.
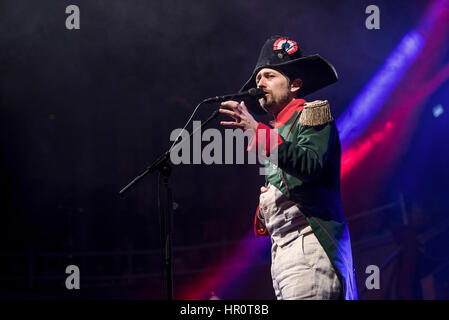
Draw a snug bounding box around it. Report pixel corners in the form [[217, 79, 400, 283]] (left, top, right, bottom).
[[240, 54, 338, 114]]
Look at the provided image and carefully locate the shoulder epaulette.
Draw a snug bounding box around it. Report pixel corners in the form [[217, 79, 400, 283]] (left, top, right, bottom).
[[299, 100, 334, 126]]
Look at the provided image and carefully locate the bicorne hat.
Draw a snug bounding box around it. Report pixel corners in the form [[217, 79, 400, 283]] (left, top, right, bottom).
[[240, 35, 338, 114]]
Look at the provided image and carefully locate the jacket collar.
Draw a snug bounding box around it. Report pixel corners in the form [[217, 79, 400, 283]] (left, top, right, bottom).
[[270, 98, 306, 128]]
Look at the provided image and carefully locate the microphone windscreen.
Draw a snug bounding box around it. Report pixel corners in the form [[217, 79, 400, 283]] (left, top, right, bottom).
[[248, 87, 265, 99]]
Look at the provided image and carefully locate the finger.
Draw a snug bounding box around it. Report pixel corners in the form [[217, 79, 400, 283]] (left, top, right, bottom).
[[219, 109, 241, 122], [260, 186, 268, 193], [240, 101, 249, 112], [220, 121, 244, 129], [219, 108, 237, 117], [221, 100, 240, 111], [236, 102, 243, 113]]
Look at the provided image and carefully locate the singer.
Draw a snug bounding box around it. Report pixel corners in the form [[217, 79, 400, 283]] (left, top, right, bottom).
[[219, 36, 358, 300]]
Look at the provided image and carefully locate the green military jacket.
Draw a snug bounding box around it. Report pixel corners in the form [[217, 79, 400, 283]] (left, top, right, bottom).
[[252, 98, 358, 300]]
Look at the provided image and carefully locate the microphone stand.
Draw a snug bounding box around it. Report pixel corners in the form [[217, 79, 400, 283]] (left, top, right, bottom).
[[119, 105, 221, 300]]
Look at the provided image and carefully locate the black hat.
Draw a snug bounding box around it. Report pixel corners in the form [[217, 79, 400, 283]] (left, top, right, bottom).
[[240, 36, 338, 114]]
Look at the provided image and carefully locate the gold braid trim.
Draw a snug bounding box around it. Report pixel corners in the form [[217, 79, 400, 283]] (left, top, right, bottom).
[[299, 100, 334, 126]]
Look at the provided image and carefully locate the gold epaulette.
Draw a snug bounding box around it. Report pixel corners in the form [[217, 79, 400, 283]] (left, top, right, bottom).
[[298, 100, 334, 126]]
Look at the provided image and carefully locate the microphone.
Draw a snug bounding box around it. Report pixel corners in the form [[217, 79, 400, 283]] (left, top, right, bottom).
[[202, 88, 265, 103]]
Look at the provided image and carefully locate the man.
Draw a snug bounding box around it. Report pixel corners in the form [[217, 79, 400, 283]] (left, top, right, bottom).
[[219, 36, 358, 300]]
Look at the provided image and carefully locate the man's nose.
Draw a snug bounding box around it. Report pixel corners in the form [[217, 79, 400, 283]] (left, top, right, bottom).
[[257, 77, 266, 88]]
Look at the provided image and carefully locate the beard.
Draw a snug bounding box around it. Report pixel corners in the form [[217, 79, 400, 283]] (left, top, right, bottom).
[[258, 90, 292, 115]]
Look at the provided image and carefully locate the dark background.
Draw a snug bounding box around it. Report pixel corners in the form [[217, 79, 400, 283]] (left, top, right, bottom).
[[1, 0, 448, 299]]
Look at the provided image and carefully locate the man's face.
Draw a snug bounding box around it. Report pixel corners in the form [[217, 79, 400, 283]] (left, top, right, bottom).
[[255, 68, 294, 115]]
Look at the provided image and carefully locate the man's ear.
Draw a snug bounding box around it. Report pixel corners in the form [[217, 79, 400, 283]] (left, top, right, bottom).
[[290, 78, 302, 95]]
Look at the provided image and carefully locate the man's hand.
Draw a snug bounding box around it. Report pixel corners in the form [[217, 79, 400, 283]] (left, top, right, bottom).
[[219, 100, 259, 132], [260, 186, 268, 193]]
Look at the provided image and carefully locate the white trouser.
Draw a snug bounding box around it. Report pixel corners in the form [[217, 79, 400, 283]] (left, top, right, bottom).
[[270, 225, 341, 300], [259, 184, 341, 300]]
